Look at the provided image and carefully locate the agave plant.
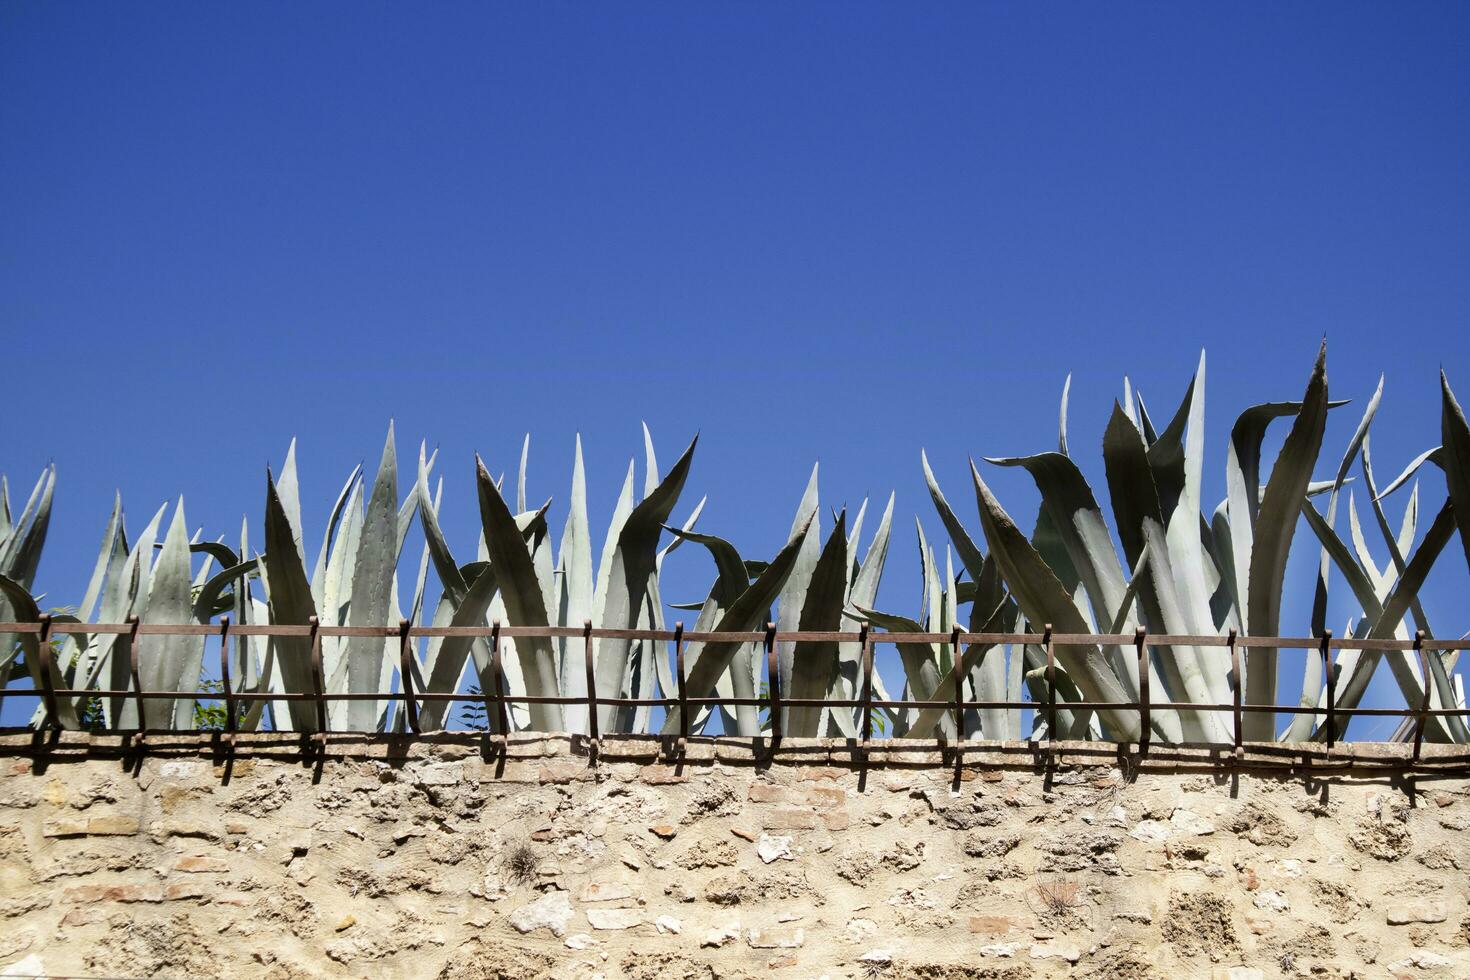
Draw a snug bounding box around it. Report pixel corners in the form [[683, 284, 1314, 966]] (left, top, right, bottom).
[[896, 343, 1465, 745], [408, 427, 708, 735], [0, 465, 71, 722], [5, 353, 1466, 744], [654, 464, 897, 739]]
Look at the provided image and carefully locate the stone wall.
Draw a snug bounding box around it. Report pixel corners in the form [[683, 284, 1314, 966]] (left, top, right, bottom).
[[1, 733, 1468, 979]]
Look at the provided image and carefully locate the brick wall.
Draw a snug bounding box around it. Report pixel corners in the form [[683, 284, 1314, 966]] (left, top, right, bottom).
[[1, 733, 1468, 978]]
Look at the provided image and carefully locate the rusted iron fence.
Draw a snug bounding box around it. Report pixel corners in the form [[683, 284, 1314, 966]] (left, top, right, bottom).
[[3, 619, 1467, 758]]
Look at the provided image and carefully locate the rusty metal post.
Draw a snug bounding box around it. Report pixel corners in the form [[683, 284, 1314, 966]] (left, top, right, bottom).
[[1321, 630, 1335, 749], [35, 614, 59, 731], [1412, 630, 1432, 760], [218, 617, 236, 742], [1134, 627, 1149, 750], [308, 616, 327, 739], [764, 622, 781, 745], [950, 625, 964, 745], [583, 620, 599, 757], [1228, 628, 1242, 755], [1043, 624, 1056, 744], [126, 614, 145, 737], [673, 622, 688, 753], [488, 620, 508, 742], [858, 624, 874, 752], [398, 618, 420, 734]]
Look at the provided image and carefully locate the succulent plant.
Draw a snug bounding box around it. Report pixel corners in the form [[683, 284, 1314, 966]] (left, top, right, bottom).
[[4, 350, 1465, 744]]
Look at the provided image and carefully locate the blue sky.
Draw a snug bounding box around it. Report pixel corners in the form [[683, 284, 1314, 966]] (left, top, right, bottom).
[[2, 3, 1467, 735]]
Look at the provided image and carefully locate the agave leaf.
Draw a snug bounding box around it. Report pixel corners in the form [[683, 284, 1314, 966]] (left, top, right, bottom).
[[68, 493, 121, 627], [419, 565, 504, 731], [664, 526, 759, 733], [973, 595, 1021, 739], [846, 497, 868, 563], [275, 440, 305, 563], [516, 433, 530, 514], [0, 464, 54, 591], [848, 493, 894, 614], [0, 573, 79, 728], [1441, 371, 1470, 573], [786, 512, 848, 736], [629, 576, 666, 733], [1004, 618, 1025, 738], [985, 452, 1140, 700], [917, 519, 940, 630], [519, 503, 558, 644], [1376, 446, 1442, 501], [641, 422, 660, 498], [96, 505, 161, 726], [921, 450, 991, 593], [906, 594, 1015, 738], [1310, 377, 1382, 636], [1058, 374, 1072, 456], [416, 444, 464, 600], [1207, 503, 1241, 631], [556, 436, 596, 733], [1140, 518, 1229, 742], [1136, 390, 1159, 445], [1102, 406, 1205, 728], [1142, 366, 1199, 519], [851, 605, 952, 739], [1244, 342, 1329, 739], [343, 426, 399, 731], [661, 516, 812, 736], [586, 457, 637, 707], [1299, 493, 1457, 742], [261, 470, 321, 731], [475, 456, 563, 731], [1285, 380, 1382, 741], [972, 461, 1140, 739], [394, 479, 421, 565], [666, 528, 748, 601], [1166, 353, 1235, 708], [133, 501, 201, 730], [657, 496, 706, 569], [830, 492, 895, 736], [1361, 433, 1428, 631], [1346, 492, 1388, 594], [311, 463, 364, 598], [1397, 482, 1419, 560], [1301, 500, 1381, 615], [58, 493, 131, 719], [322, 478, 363, 623], [85, 493, 127, 608], [593, 460, 637, 609], [193, 559, 260, 623], [594, 437, 696, 733], [774, 464, 821, 709], [1031, 506, 1080, 597], [1322, 500, 1464, 742], [408, 524, 432, 631]]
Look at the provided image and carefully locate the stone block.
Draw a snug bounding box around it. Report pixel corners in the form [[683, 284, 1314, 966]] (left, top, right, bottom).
[[173, 856, 229, 874], [586, 907, 643, 930]]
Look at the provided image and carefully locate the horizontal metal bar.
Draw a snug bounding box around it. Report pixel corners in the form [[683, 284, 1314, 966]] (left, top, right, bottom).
[[4, 685, 1466, 722], [5, 621, 1469, 651]]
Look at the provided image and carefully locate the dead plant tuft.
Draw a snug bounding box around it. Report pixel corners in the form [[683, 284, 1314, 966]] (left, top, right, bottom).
[[504, 843, 541, 884], [1028, 876, 1084, 920]]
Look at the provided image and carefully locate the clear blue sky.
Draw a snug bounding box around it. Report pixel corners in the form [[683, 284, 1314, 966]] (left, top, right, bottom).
[[3, 3, 1468, 735]]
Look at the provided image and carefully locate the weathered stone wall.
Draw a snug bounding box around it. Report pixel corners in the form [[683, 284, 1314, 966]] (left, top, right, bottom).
[[1, 733, 1468, 979]]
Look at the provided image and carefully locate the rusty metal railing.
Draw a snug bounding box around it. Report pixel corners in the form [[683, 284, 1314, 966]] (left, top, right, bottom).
[[3, 620, 1467, 758]]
